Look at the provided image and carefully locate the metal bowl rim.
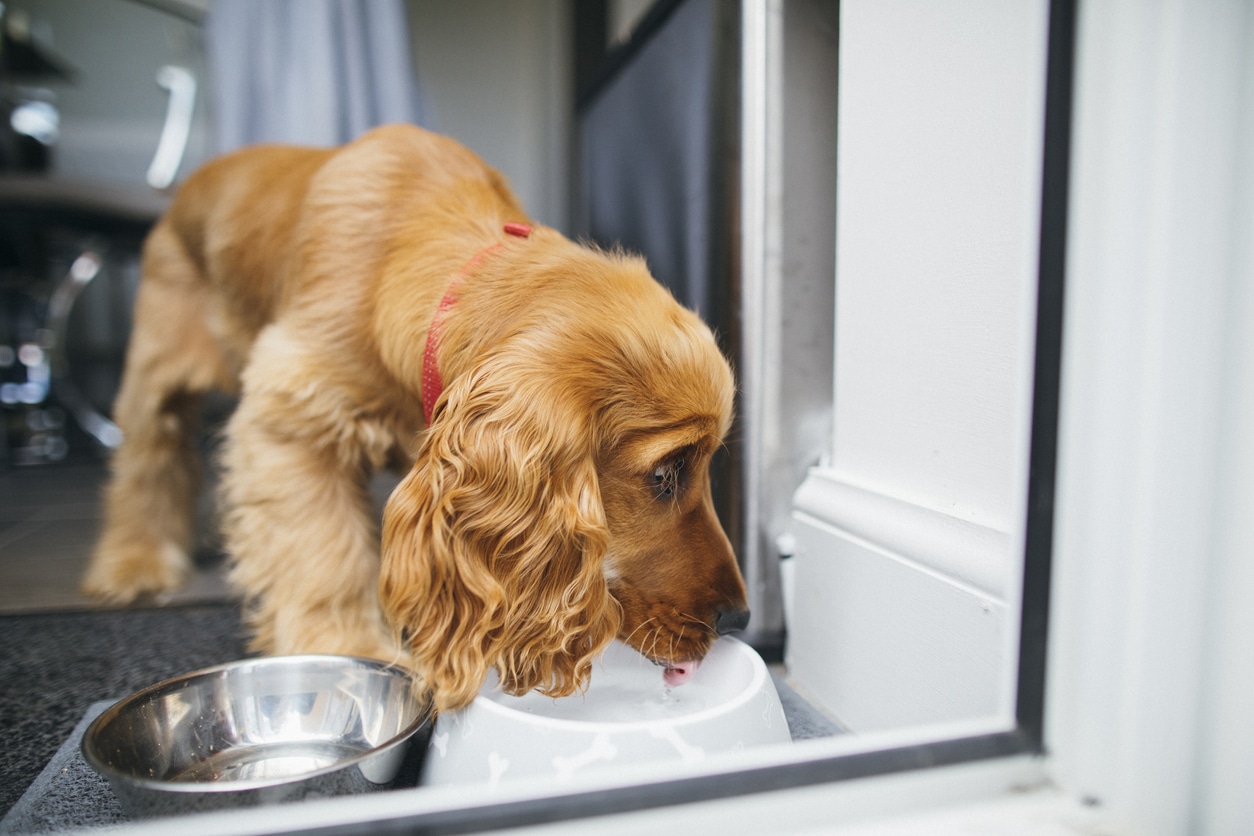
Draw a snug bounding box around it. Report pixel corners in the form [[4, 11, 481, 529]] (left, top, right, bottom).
[[80, 654, 428, 794]]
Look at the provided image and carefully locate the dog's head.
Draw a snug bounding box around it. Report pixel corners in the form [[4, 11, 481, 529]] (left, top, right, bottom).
[[379, 236, 746, 712]]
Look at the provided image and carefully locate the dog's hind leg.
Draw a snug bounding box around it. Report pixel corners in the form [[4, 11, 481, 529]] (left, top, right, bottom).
[[219, 324, 401, 663], [82, 222, 232, 603]]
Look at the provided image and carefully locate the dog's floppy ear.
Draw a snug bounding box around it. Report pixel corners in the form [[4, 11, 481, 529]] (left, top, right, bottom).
[[380, 353, 621, 713]]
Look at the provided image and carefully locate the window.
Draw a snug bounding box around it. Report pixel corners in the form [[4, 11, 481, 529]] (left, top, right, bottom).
[[215, 1, 1074, 829]]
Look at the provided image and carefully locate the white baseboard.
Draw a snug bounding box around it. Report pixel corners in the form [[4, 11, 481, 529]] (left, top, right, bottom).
[[786, 470, 1014, 732], [791, 470, 1013, 598]]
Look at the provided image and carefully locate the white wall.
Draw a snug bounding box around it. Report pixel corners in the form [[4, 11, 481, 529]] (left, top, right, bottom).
[[406, 0, 571, 230], [829, 0, 1046, 533], [787, 0, 1048, 732], [1046, 1, 1254, 832]]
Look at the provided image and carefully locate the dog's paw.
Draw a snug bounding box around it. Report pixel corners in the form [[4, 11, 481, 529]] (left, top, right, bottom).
[[81, 540, 191, 604]]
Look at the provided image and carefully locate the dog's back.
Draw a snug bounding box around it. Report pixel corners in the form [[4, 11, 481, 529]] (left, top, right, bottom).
[[83, 126, 746, 705], [81, 124, 528, 607], [159, 144, 333, 353], [155, 126, 523, 366]]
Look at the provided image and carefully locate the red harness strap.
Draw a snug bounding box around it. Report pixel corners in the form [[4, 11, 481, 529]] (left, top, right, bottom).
[[421, 223, 532, 425]]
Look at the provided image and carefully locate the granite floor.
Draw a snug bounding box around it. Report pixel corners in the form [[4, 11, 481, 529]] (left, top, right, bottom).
[[0, 604, 248, 820], [0, 450, 242, 816]]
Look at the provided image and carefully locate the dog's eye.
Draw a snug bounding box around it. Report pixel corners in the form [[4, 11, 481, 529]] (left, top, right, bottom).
[[652, 456, 685, 499]]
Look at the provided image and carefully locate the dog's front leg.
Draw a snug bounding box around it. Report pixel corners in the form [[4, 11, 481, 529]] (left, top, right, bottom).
[[219, 324, 402, 664]]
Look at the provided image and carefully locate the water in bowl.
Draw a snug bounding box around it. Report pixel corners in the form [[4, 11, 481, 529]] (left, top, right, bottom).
[[485, 657, 722, 723]]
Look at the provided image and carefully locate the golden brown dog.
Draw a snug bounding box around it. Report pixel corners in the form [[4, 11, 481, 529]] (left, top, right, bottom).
[[81, 124, 748, 712]]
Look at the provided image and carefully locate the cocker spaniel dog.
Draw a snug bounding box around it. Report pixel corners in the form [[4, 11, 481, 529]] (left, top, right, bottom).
[[82, 124, 749, 712]]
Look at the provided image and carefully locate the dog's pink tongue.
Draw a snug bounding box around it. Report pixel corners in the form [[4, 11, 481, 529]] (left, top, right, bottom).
[[663, 660, 701, 687]]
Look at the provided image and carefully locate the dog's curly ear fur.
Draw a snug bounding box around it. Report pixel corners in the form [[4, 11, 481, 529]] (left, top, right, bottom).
[[380, 355, 621, 713]]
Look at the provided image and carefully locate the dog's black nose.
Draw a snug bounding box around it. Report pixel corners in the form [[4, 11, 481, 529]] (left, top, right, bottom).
[[715, 607, 751, 635]]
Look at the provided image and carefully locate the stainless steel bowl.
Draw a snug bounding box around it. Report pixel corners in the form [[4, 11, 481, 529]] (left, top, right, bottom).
[[81, 655, 429, 818]]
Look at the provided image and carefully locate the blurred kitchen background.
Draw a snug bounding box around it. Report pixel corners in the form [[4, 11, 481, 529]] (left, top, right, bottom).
[[0, 0, 788, 645], [0, 0, 578, 471]]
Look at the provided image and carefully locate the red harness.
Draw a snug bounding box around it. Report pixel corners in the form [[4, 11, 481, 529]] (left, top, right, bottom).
[[421, 223, 532, 425]]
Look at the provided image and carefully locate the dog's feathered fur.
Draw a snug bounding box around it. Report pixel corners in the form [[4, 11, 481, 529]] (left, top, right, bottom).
[[82, 125, 747, 712]]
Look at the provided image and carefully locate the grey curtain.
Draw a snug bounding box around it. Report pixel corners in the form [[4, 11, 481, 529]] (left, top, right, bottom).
[[577, 0, 717, 318], [205, 0, 431, 152]]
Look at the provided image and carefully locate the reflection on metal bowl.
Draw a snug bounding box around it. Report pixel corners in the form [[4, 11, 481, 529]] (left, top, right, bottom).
[[81, 655, 428, 818]]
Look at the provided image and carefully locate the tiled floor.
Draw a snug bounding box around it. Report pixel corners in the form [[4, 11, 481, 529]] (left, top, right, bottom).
[[0, 454, 233, 614]]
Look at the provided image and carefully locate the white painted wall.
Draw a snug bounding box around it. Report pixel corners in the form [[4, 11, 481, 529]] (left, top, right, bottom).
[[1046, 1, 1254, 832], [829, 0, 1046, 532], [406, 0, 571, 230], [786, 0, 1048, 732]]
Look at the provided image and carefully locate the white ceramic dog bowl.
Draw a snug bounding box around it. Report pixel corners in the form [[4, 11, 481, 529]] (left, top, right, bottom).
[[420, 637, 790, 788]]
